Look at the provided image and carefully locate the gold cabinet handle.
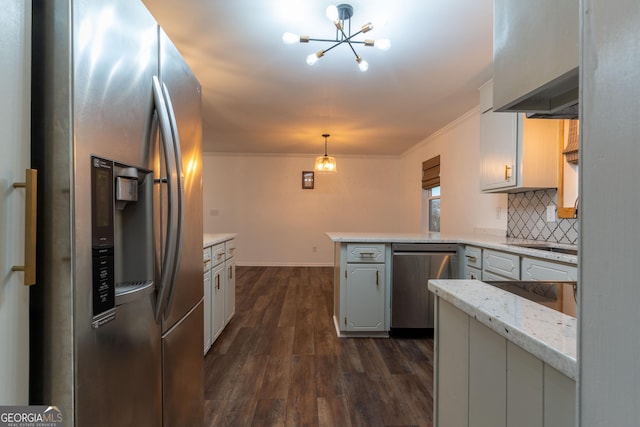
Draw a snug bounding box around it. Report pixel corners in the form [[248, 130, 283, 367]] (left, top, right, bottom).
[[11, 169, 37, 286], [504, 164, 512, 181]]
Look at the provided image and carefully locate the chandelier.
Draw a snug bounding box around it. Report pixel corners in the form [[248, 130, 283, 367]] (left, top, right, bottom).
[[315, 134, 337, 173], [282, 4, 390, 72]]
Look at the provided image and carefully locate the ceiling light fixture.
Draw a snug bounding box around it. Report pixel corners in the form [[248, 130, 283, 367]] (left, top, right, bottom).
[[282, 4, 390, 72], [315, 134, 337, 173]]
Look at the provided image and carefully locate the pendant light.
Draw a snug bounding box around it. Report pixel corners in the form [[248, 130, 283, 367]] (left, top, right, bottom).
[[315, 134, 337, 173]]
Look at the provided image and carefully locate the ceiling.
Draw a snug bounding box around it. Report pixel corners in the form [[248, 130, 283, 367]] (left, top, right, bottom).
[[143, 0, 494, 156]]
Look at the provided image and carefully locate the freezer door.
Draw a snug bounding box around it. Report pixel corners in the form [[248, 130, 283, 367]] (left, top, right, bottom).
[[158, 29, 204, 331], [162, 301, 204, 427]]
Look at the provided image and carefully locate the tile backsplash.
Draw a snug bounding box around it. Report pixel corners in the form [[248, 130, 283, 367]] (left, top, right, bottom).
[[507, 189, 579, 245]]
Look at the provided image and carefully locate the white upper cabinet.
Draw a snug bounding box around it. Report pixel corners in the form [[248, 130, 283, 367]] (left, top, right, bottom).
[[479, 80, 563, 193], [492, 0, 579, 115]]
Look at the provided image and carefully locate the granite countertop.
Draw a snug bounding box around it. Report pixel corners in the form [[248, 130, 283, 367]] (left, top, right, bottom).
[[203, 233, 237, 248], [325, 232, 577, 264], [428, 279, 577, 379]]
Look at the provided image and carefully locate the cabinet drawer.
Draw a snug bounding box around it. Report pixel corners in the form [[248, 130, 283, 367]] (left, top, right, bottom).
[[482, 270, 517, 282], [225, 239, 236, 259], [465, 266, 482, 280], [211, 243, 225, 266], [346, 243, 385, 263], [521, 257, 577, 281], [483, 249, 520, 280], [203, 247, 212, 262], [464, 246, 483, 269]]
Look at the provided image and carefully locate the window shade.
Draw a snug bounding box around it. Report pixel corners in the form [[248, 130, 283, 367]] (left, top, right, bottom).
[[422, 155, 440, 190]]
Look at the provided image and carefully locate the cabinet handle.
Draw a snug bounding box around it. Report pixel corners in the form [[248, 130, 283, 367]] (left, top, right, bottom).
[[504, 164, 512, 181], [216, 275, 220, 290], [359, 251, 375, 257], [228, 265, 233, 280], [376, 270, 379, 286], [11, 169, 37, 286], [465, 255, 477, 262]]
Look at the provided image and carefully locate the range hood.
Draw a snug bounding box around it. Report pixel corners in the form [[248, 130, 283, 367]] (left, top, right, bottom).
[[492, 0, 579, 119], [505, 68, 579, 120]]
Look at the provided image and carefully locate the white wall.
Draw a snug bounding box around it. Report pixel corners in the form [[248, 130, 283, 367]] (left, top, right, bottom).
[[400, 107, 508, 235], [202, 153, 407, 265], [202, 107, 508, 266]]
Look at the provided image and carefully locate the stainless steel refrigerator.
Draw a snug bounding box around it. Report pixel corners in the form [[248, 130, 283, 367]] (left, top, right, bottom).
[[30, 0, 204, 425]]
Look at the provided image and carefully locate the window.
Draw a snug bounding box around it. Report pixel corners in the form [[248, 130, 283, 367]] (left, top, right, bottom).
[[422, 155, 441, 232], [428, 186, 441, 232]]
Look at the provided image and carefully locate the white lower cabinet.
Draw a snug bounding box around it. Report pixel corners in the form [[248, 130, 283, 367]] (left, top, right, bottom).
[[344, 263, 385, 331], [521, 257, 578, 316], [203, 268, 212, 354], [203, 247, 213, 354], [211, 262, 226, 342], [434, 299, 575, 427], [225, 256, 236, 324], [203, 237, 237, 354], [333, 242, 389, 336], [483, 249, 520, 280]]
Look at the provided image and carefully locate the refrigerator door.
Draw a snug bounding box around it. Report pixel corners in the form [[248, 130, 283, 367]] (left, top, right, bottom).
[[31, 0, 162, 424], [158, 29, 204, 332], [72, 1, 163, 425], [157, 29, 205, 425]]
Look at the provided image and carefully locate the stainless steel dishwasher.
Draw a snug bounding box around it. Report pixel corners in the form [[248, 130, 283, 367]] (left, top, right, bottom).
[[391, 243, 458, 336]]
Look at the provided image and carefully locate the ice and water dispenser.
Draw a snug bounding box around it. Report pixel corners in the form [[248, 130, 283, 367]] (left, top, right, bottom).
[[90, 156, 155, 327]]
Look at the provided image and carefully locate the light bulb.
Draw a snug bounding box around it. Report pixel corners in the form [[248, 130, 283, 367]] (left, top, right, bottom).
[[375, 38, 391, 51], [326, 5, 339, 22], [282, 32, 299, 44], [361, 22, 374, 33], [307, 51, 324, 65], [370, 16, 388, 29], [356, 57, 369, 72]]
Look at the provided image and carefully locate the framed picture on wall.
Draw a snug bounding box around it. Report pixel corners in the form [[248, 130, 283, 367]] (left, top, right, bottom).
[[302, 171, 314, 189]]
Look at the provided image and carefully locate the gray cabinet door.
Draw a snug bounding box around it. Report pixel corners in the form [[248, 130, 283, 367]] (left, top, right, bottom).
[[435, 300, 469, 427], [469, 318, 506, 427]]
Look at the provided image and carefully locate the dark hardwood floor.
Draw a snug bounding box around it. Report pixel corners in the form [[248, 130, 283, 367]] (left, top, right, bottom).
[[204, 266, 434, 427]]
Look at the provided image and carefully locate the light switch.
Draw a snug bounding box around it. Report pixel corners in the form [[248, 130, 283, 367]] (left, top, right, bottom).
[[546, 205, 556, 222]]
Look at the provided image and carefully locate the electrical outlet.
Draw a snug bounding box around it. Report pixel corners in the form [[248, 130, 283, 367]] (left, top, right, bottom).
[[546, 205, 556, 222]]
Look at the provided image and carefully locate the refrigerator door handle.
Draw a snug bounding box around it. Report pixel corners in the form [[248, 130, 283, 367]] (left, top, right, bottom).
[[152, 75, 180, 320], [159, 81, 185, 319]]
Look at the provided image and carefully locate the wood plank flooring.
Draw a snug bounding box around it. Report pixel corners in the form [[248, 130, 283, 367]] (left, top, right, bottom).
[[204, 266, 434, 427]]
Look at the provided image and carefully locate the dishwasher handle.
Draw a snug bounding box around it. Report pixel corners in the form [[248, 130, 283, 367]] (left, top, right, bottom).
[[391, 243, 458, 253]]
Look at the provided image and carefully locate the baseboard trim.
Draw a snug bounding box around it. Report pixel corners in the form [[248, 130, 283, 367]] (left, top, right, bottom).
[[235, 262, 334, 267]]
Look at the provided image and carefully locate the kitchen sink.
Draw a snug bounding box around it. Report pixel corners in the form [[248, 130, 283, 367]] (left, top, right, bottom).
[[507, 242, 578, 256]]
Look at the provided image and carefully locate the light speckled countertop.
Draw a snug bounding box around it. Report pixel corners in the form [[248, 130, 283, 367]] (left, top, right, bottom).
[[428, 279, 577, 379], [325, 232, 577, 264], [203, 233, 236, 248]]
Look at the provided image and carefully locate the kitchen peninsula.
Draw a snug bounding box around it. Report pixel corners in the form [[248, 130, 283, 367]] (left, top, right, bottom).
[[428, 279, 576, 426], [327, 232, 577, 336], [328, 232, 577, 426]]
